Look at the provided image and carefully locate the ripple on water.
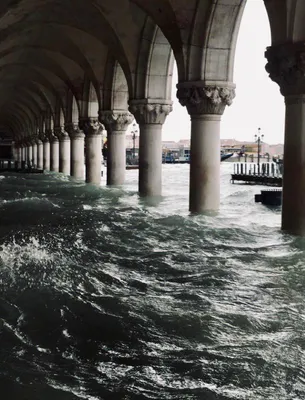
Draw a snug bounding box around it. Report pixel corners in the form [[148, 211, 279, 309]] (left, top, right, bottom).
[[0, 166, 304, 399]]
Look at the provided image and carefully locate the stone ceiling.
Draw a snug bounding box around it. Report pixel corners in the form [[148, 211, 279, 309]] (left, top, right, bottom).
[[0, 0, 249, 139]]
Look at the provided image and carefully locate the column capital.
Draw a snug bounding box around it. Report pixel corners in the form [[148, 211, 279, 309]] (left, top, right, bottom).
[[176, 82, 235, 115], [31, 136, 38, 146], [80, 117, 104, 136], [50, 134, 59, 143], [265, 42, 305, 96], [45, 129, 52, 139], [54, 125, 70, 141], [26, 136, 35, 146], [65, 122, 85, 140], [99, 110, 134, 132], [128, 100, 172, 124]]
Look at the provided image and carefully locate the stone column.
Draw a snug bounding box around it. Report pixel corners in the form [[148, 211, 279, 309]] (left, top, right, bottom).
[[266, 42, 305, 234], [11, 141, 16, 160], [50, 135, 59, 172], [16, 144, 22, 166], [21, 145, 25, 161], [66, 123, 85, 180], [24, 146, 27, 164], [177, 83, 235, 213], [100, 111, 134, 186], [37, 139, 43, 169], [43, 138, 50, 171], [32, 142, 37, 167], [129, 101, 172, 197], [21, 145, 26, 169], [81, 117, 103, 185], [27, 144, 33, 167], [56, 127, 70, 175]]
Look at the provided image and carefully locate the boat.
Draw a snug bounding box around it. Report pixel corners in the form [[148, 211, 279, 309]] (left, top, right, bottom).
[[221, 152, 234, 162]]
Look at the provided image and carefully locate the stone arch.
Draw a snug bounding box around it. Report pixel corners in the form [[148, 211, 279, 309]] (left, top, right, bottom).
[[88, 82, 99, 117], [134, 17, 174, 100], [103, 55, 129, 110], [82, 76, 100, 117], [54, 97, 66, 128], [199, 0, 247, 83], [0, 0, 135, 91], [130, 0, 246, 84], [71, 94, 80, 124]]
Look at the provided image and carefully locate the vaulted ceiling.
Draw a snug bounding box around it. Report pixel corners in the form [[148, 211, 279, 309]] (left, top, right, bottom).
[[0, 0, 257, 140]]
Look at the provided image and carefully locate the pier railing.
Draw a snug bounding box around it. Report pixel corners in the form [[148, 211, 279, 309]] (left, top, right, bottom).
[[233, 162, 282, 177], [231, 162, 283, 186]]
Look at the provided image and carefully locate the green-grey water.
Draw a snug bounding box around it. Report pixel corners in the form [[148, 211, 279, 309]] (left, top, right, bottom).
[[0, 164, 304, 400]]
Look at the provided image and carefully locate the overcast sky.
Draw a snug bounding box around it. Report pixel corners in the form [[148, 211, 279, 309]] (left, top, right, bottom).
[[162, 0, 285, 145]]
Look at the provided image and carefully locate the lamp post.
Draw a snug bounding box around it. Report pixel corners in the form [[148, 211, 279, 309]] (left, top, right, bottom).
[[254, 127, 264, 175]]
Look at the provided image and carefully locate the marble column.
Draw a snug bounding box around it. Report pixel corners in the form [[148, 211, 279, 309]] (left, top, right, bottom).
[[266, 42, 305, 234], [129, 101, 172, 197], [27, 144, 33, 167], [57, 129, 70, 175], [177, 83, 235, 213], [14, 143, 20, 168], [32, 142, 37, 167], [21, 145, 26, 169], [43, 138, 50, 171], [37, 139, 43, 169], [66, 123, 85, 180], [100, 111, 134, 186], [81, 117, 103, 185], [16, 145, 22, 166], [50, 136, 59, 172], [21, 145, 26, 162], [11, 141, 16, 161]]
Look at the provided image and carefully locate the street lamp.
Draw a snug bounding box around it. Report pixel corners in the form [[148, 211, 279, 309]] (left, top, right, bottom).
[[254, 127, 264, 175], [131, 123, 138, 159]]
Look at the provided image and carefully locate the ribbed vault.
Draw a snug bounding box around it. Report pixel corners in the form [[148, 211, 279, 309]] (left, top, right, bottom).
[[0, 0, 248, 140]]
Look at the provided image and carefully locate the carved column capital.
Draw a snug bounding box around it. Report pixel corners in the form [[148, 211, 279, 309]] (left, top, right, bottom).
[[65, 122, 85, 140], [99, 110, 134, 132], [80, 117, 104, 136], [129, 100, 172, 124], [265, 42, 305, 96], [30, 135, 38, 146], [176, 82, 235, 115], [54, 126, 70, 141]]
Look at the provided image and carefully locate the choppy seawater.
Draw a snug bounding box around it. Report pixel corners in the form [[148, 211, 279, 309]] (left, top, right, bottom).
[[0, 164, 305, 400]]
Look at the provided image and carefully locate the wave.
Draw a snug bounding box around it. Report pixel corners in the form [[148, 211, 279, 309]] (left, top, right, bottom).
[[0, 166, 304, 399]]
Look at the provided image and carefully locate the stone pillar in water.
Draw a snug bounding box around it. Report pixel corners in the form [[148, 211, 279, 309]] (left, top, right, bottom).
[[27, 143, 33, 167], [37, 139, 43, 169], [100, 110, 134, 186], [43, 137, 50, 171], [66, 122, 85, 180], [266, 43, 305, 234], [16, 142, 22, 167], [129, 101, 172, 197], [177, 83, 235, 213], [50, 134, 59, 172], [32, 141, 37, 167], [81, 117, 103, 185], [56, 126, 70, 175], [11, 141, 16, 161]]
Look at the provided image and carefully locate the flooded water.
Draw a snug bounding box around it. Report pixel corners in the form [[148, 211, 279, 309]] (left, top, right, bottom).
[[0, 164, 304, 399]]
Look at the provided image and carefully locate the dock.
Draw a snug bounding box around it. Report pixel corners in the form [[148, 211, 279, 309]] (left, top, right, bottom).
[[231, 162, 282, 187]]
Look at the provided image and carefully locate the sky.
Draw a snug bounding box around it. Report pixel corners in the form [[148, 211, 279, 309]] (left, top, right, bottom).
[[162, 0, 285, 145]]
